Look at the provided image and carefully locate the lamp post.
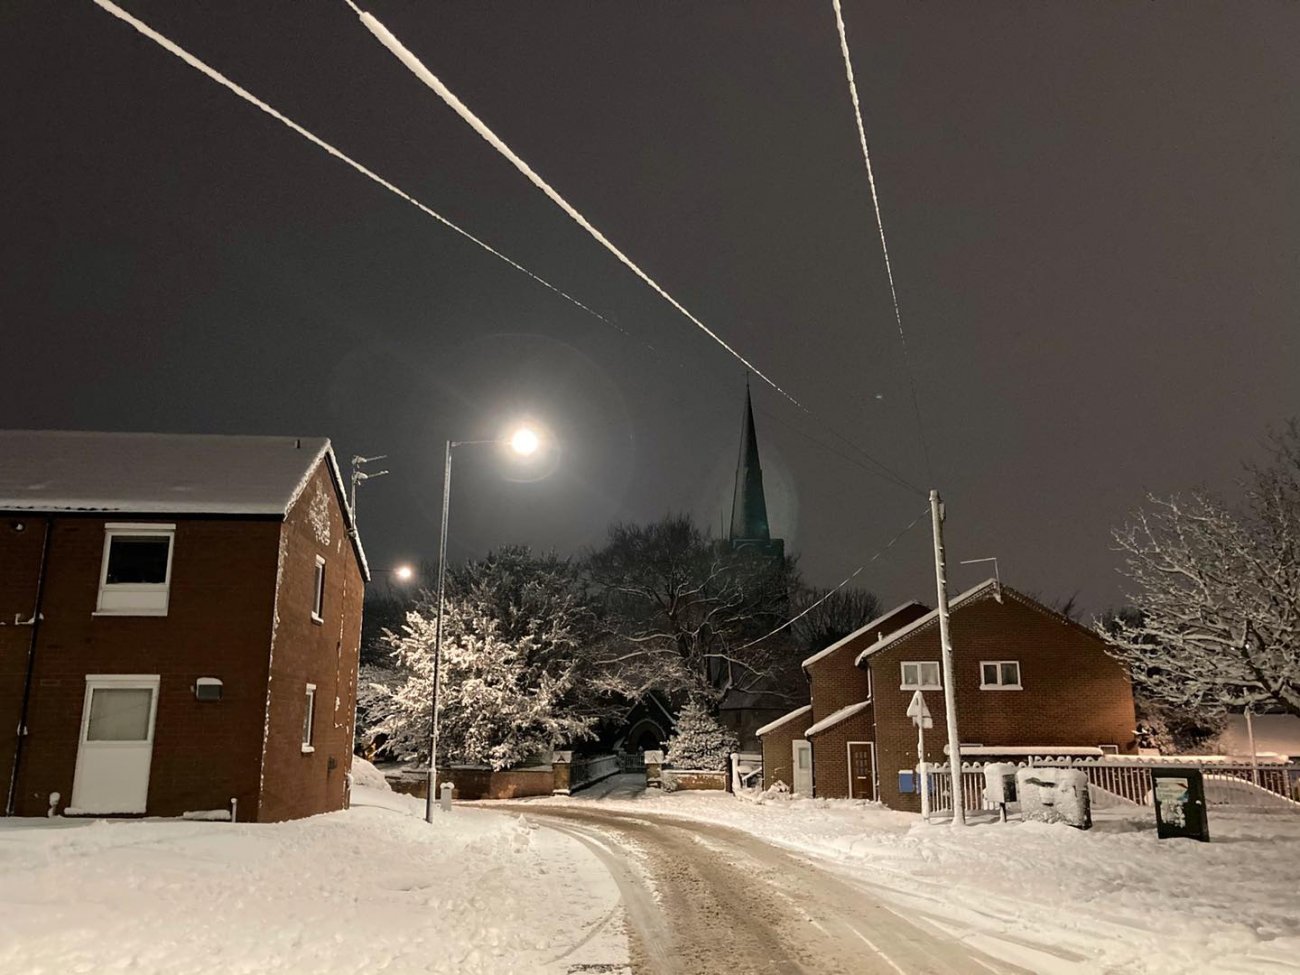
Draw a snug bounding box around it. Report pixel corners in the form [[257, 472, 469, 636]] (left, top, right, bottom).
[[425, 427, 542, 822]]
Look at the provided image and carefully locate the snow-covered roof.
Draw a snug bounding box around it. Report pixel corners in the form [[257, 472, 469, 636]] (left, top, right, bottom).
[[805, 701, 872, 737], [0, 430, 368, 578], [854, 579, 1002, 666], [754, 705, 812, 738], [956, 745, 1105, 757], [801, 600, 928, 672]]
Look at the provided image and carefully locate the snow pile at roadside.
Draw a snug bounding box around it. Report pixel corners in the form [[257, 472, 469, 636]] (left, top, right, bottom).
[[0, 787, 624, 975], [539, 788, 1300, 973], [348, 754, 391, 790]]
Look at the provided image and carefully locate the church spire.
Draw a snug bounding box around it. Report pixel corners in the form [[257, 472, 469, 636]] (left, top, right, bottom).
[[729, 380, 771, 543]]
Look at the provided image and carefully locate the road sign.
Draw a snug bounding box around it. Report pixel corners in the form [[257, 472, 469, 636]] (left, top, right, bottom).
[[906, 690, 933, 729]]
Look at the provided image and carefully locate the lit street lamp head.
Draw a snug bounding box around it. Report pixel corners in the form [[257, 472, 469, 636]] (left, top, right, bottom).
[[394, 564, 414, 582], [509, 426, 541, 456]]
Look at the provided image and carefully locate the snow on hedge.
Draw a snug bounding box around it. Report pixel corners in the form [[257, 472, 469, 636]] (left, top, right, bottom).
[[0, 787, 623, 974]]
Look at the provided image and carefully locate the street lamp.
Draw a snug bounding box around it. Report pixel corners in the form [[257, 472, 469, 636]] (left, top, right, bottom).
[[425, 425, 546, 822]]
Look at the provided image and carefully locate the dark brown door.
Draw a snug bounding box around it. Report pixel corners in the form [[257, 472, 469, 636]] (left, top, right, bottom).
[[848, 742, 875, 800]]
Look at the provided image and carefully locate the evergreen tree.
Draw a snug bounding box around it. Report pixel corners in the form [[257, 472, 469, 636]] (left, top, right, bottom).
[[664, 700, 738, 771]]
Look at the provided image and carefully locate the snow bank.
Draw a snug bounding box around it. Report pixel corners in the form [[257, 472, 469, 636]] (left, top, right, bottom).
[[0, 786, 624, 974], [348, 755, 391, 791]]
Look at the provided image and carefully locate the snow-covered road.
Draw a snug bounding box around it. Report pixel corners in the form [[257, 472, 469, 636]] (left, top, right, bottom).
[[509, 778, 1300, 974], [506, 802, 1028, 974]]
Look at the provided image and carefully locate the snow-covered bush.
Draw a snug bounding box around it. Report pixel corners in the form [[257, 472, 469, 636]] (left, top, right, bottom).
[[379, 601, 597, 770], [664, 700, 738, 771]]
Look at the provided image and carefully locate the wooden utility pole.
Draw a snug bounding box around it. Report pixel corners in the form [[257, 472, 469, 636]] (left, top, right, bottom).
[[930, 489, 966, 826]]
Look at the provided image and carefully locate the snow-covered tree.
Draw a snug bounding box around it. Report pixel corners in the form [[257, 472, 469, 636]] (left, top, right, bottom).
[[379, 599, 597, 769], [586, 515, 802, 707], [664, 699, 738, 771], [791, 586, 881, 654], [1099, 423, 1300, 718]]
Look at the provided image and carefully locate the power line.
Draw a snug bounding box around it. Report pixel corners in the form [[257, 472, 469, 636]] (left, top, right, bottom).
[[348, 7, 803, 411], [830, 0, 934, 483], [732, 505, 931, 652], [92, 0, 927, 499], [89, 0, 633, 342], [343, 4, 927, 496]]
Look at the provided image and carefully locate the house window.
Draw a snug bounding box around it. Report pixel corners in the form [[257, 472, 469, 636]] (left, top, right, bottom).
[[96, 524, 175, 616], [980, 661, 1022, 689], [302, 684, 316, 753], [311, 556, 325, 623], [900, 661, 941, 690]]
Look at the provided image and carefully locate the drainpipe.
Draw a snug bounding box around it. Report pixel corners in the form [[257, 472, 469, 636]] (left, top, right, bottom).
[[6, 516, 53, 817]]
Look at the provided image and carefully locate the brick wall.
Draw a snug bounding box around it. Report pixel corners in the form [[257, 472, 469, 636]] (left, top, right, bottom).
[[257, 464, 364, 822], [760, 709, 812, 790], [803, 603, 927, 798], [2, 514, 280, 817], [808, 708, 875, 799], [868, 588, 1137, 812]]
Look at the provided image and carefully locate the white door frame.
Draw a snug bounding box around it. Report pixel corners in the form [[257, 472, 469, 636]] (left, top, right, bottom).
[[71, 674, 161, 814], [846, 740, 877, 800], [791, 739, 813, 796]]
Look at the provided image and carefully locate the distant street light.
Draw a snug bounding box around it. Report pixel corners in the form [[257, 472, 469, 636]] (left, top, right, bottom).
[[425, 424, 548, 822], [393, 564, 414, 582]]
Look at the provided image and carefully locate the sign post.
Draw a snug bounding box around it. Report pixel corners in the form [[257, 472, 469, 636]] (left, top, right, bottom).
[[907, 690, 934, 821]]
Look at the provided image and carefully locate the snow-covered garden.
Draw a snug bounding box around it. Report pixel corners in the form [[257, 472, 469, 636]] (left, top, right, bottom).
[[0, 774, 625, 975]]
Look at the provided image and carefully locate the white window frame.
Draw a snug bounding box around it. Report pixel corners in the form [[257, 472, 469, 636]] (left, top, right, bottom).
[[1099, 744, 1120, 755], [95, 523, 175, 617], [900, 660, 941, 690], [980, 660, 1023, 690], [311, 555, 325, 624], [302, 684, 317, 753]]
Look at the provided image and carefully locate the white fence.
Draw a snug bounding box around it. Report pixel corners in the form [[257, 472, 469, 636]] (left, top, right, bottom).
[[927, 757, 1300, 816]]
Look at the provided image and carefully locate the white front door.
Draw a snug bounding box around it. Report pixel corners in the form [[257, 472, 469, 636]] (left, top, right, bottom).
[[792, 739, 813, 796], [71, 675, 160, 814]]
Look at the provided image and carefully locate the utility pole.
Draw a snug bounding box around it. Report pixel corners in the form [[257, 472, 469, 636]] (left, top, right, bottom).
[[349, 454, 389, 520], [930, 489, 966, 826]]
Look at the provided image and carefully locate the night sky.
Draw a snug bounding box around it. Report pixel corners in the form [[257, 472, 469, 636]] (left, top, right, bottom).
[[2, 2, 1296, 612]]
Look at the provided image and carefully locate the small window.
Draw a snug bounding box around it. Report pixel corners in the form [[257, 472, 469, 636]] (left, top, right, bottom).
[[900, 661, 941, 690], [980, 660, 1022, 689], [302, 684, 316, 752], [1099, 744, 1120, 755], [96, 524, 175, 616], [311, 556, 325, 623]]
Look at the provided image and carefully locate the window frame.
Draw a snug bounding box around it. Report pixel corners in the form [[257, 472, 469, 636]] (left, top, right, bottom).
[[302, 683, 316, 753], [95, 523, 176, 617], [979, 660, 1023, 690], [900, 660, 941, 691], [311, 555, 326, 624]]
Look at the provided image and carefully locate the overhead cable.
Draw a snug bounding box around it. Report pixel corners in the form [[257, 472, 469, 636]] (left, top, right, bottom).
[[830, 0, 934, 482], [90, 0, 630, 340], [347, 6, 803, 410], [731, 505, 931, 652]]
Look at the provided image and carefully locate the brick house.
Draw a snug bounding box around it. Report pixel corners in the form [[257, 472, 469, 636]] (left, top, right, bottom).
[[759, 581, 1137, 810], [1, 431, 368, 821]]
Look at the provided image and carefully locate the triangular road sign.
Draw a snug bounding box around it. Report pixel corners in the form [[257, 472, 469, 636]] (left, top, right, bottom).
[[906, 689, 934, 728]]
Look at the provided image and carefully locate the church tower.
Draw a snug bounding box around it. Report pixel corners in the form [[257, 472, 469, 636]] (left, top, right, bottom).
[[728, 383, 784, 560]]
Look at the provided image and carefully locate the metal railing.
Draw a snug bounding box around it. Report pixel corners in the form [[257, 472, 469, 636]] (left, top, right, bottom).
[[570, 753, 620, 791], [926, 758, 1300, 815]]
